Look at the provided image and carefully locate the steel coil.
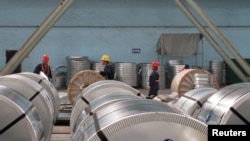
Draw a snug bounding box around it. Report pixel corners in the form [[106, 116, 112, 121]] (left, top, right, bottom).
[[0, 85, 43, 141], [197, 82, 250, 125], [171, 69, 219, 97], [52, 65, 67, 89], [67, 70, 105, 104], [16, 72, 60, 123], [0, 74, 54, 141], [72, 93, 142, 134], [173, 87, 217, 118], [72, 99, 207, 141], [114, 62, 139, 87], [70, 80, 145, 133], [66, 56, 91, 85]]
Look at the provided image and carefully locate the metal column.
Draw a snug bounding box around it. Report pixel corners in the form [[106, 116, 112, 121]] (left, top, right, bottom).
[[186, 0, 250, 79], [173, 0, 248, 82], [0, 0, 74, 75]]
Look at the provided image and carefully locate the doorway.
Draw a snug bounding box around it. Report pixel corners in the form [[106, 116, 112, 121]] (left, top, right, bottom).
[[6, 50, 21, 74]]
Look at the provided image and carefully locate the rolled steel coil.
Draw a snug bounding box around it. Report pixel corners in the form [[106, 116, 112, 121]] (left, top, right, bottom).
[[0, 74, 54, 141], [0, 85, 43, 141], [67, 70, 105, 104], [165, 60, 183, 88], [170, 69, 219, 97], [209, 60, 224, 85], [52, 65, 67, 89], [66, 56, 91, 85], [16, 72, 60, 122], [194, 73, 211, 88], [114, 62, 139, 87], [90, 61, 105, 71], [72, 93, 142, 134], [70, 80, 145, 133], [173, 87, 217, 118], [197, 82, 250, 125], [72, 98, 207, 141]]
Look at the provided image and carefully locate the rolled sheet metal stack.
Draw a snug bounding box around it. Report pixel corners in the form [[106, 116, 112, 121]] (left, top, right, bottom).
[[114, 62, 139, 87], [16, 72, 60, 122], [172, 87, 217, 118], [0, 85, 43, 141], [170, 69, 220, 97], [209, 60, 224, 85], [0, 73, 59, 141], [166, 59, 183, 88], [52, 65, 67, 89], [194, 73, 211, 88], [91, 61, 105, 71], [66, 56, 91, 85], [197, 82, 250, 125], [67, 70, 105, 104], [70, 80, 145, 133], [70, 80, 208, 141]]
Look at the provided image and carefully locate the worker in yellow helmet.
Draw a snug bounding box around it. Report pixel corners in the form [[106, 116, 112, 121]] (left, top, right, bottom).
[[99, 55, 115, 80]]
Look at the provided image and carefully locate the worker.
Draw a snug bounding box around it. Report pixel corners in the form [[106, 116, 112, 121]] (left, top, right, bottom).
[[99, 55, 116, 80], [179, 64, 190, 72], [147, 61, 160, 99], [33, 54, 52, 80]]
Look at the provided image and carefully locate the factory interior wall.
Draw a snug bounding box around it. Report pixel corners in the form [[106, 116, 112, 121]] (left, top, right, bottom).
[[0, 0, 249, 72]]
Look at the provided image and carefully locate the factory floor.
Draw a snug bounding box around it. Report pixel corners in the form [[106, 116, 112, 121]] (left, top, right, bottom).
[[50, 88, 173, 141]]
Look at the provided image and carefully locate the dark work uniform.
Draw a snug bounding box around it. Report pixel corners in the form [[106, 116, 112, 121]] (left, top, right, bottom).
[[33, 63, 52, 79], [148, 70, 159, 97], [100, 64, 115, 80]]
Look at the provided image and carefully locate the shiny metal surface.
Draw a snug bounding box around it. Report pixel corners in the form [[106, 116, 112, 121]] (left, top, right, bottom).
[[209, 60, 224, 85], [72, 93, 142, 134], [171, 69, 219, 97], [91, 61, 105, 71], [52, 65, 67, 89], [66, 56, 90, 84], [114, 62, 139, 87], [173, 87, 217, 118], [72, 99, 207, 141], [16, 72, 60, 123], [194, 73, 210, 88], [173, 0, 249, 82], [186, 0, 250, 78], [0, 74, 54, 141], [197, 82, 250, 124], [70, 80, 145, 133], [67, 70, 105, 104], [166, 60, 183, 88], [0, 85, 43, 141]]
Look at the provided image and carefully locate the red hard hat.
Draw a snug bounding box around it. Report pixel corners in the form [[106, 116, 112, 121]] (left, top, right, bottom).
[[151, 61, 160, 68], [42, 54, 49, 62]]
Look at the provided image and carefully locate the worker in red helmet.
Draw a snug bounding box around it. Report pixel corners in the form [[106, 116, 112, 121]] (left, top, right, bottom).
[[33, 54, 52, 80], [147, 61, 160, 99]]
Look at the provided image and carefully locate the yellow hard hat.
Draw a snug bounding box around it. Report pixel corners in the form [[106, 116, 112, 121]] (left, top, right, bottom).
[[101, 55, 110, 61]]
